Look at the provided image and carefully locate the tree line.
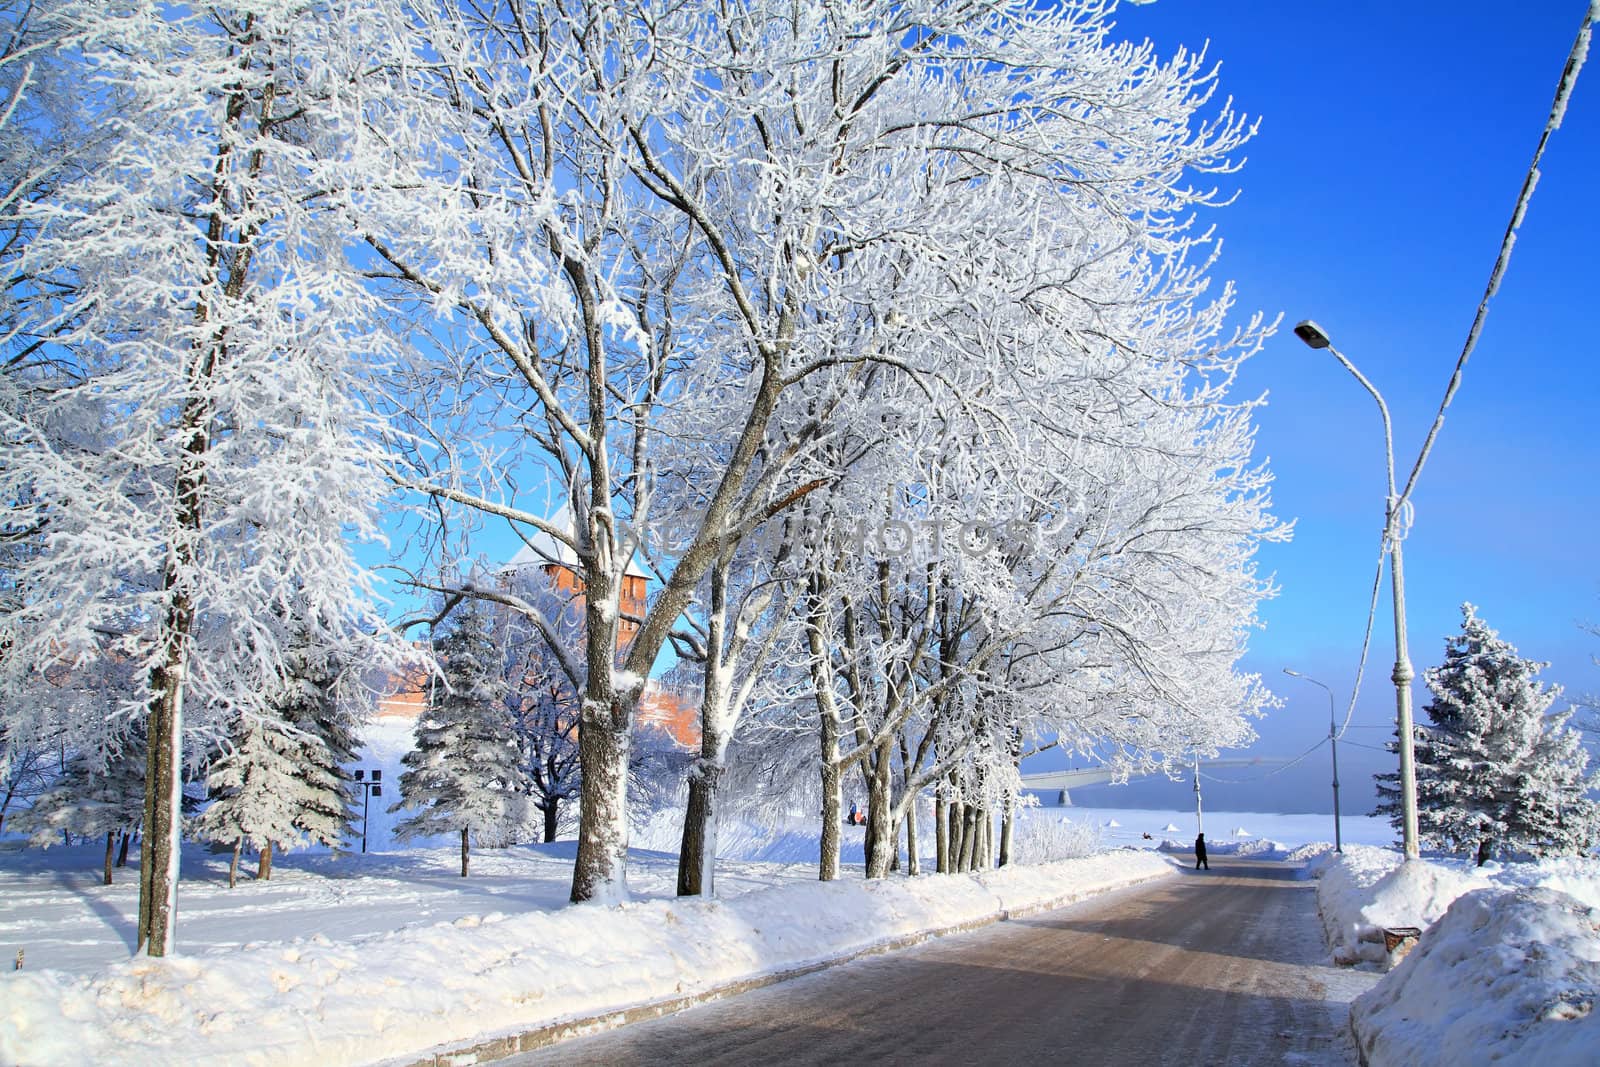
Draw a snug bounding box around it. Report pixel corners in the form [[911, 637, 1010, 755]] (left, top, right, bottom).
[[2, 0, 1285, 954]]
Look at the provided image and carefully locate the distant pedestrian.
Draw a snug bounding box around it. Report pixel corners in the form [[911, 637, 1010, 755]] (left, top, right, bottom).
[[1194, 833, 1209, 870], [848, 802, 860, 826]]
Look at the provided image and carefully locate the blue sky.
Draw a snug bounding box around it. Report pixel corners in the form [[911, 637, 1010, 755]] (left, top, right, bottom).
[[1053, 1, 1600, 816]]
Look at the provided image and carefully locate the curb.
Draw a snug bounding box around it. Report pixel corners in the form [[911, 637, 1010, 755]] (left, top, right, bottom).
[[394, 865, 1176, 1066]]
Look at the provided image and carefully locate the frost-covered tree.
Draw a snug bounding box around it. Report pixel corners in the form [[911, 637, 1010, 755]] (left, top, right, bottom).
[[0, 2, 414, 954], [279, 626, 364, 852], [191, 620, 367, 887], [12, 732, 145, 885], [1378, 604, 1600, 864], [191, 709, 304, 886], [361, 0, 1269, 903], [392, 601, 530, 877]]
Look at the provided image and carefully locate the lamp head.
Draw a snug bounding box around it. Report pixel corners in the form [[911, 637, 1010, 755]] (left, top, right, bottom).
[[1293, 320, 1332, 349], [1282, 667, 1301, 677]]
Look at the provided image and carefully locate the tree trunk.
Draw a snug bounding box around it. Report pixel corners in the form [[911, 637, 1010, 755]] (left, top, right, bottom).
[[998, 795, 1014, 868], [103, 832, 115, 886], [570, 707, 632, 902], [542, 802, 558, 843], [1476, 838, 1493, 867], [137, 358, 214, 956], [677, 750, 723, 897], [228, 838, 240, 889], [461, 827, 470, 878], [905, 798, 919, 876], [138, 638, 188, 957], [864, 741, 894, 879], [944, 800, 957, 872], [934, 786, 948, 874], [116, 831, 131, 868], [819, 712, 843, 882], [958, 805, 977, 872], [257, 840, 272, 881]]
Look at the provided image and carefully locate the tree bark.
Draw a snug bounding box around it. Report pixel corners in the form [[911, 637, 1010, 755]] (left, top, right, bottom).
[[542, 802, 558, 844], [257, 840, 272, 881], [958, 805, 977, 872], [679, 559, 731, 898], [228, 838, 240, 889], [809, 580, 843, 882], [103, 832, 115, 886], [570, 707, 632, 901], [116, 832, 130, 868], [138, 643, 187, 956], [819, 710, 843, 881], [677, 753, 723, 897], [998, 796, 1014, 868], [934, 786, 948, 875], [904, 799, 919, 876], [1476, 838, 1493, 867], [864, 740, 894, 879], [461, 827, 470, 877]]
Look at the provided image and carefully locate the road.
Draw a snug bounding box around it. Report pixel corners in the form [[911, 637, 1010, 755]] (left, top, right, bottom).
[[504, 858, 1378, 1066]]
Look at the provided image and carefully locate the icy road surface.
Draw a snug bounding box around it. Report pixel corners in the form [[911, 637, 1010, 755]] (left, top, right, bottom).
[[506, 858, 1376, 1067]]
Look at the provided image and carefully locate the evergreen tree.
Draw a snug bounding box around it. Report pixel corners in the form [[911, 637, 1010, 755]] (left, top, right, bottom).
[[280, 629, 361, 851], [1378, 604, 1600, 864], [14, 733, 146, 885], [392, 601, 529, 877], [191, 709, 305, 886]]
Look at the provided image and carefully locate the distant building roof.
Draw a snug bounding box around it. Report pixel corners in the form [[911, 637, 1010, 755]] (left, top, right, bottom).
[[502, 505, 650, 579]]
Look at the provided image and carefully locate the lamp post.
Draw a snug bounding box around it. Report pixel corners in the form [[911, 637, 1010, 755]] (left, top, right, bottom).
[[354, 768, 382, 853], [1293, 319, 1419, 860], [1283, 668, 1342, 853]]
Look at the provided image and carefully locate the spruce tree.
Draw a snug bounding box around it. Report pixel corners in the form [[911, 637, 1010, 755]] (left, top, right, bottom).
[[13, 734, 146, 885], [280, 629, 361, 850], [392, 601, 529, 876], [191, 709, 305, 885], [1378, 604, 1600, 864]]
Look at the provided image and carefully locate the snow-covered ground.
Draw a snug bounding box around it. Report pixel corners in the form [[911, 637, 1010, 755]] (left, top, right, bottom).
[[0, 802, 1380, 981], [0, 832, 1175, 1067], [1309, 844, 1600, 1066]]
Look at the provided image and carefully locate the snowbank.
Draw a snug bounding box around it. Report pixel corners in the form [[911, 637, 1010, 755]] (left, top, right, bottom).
[[1310, 846, 1600, 969], [1351, 887, 1600, 1067], [0, 850, 1175, 1067]]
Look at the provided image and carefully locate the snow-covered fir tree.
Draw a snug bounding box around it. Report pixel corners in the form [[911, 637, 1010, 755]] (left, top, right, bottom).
[[279, 627, 362, 852], [13, 733, 147, 885], [1377, 604, 1600, 864], [191, 710, 306, 886], [392, 601, 530, 877]]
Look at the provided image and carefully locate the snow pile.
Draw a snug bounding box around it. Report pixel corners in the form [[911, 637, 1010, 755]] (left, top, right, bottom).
[[1359, 857, 1490, 933], [1311, 847, 1600, 971], [0, 851, 1174, 1066], [1285, 842, 1336, 863], [1351, 887, 1600, 1067], [1313, 846, 1491, 966], [1154, 835, 1289, 859]]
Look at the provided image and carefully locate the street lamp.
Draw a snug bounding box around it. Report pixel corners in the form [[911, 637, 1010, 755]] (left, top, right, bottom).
[[353, 768, 382, 853], [1294, 319, 1419, 860], [1283, 668, 1342, 853]]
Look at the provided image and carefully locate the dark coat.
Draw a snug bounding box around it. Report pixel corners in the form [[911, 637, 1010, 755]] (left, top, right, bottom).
[[1194, 834, 1208, 860]]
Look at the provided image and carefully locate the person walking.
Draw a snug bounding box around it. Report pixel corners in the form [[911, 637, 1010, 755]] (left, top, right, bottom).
[[1194, 833, 1209, 870]]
